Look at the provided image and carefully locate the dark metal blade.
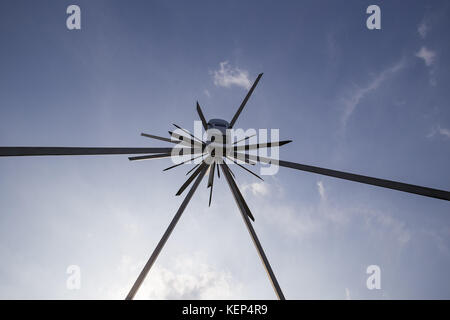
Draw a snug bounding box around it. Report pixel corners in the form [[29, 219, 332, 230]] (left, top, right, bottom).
[[0, 147, 174, 157], [208, 163, 216, 207], [128, 153, 172, 161], [129, 147, 203, 161], [220, 163, 285, 300], [172, 124, 205, 145], [176, 161, 208, 196], [216, 162, 220, 179], [208, 183, 214, 207], [233, 134, 256, 145], [229, 73, 263, 128], [163, 154, 204, 172], [168, 131, 204, 149], [233, 140, 292, 152], [237, 153, 450, 202], [222, 163, 255, 221], [186, 163, 201, 176], [207, 162, 216, 188], [228, 153, 256, 165], [196, 101, 208, 131], [141, 133, 175, 144], [125, 164, 208, 300], [225, 159, 236, 179], [226, 156, 263, 181]]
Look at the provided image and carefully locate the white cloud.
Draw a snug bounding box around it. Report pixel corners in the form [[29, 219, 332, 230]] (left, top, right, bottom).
[[241, 180, 411, 248], [418, 21, 430, 39], [317, 181, 326, 201], [103, 253, 244, 299], [345, 287, 351, 300], [416, 46, 436, 67], [241, 181, 269, 197], [203, 89, 210, 97], [261, 203, 324, 239], [421, 227, 450, 257], [213, 61, 251, 90], [341, 59, 405, 128], [370, 211, 411, 246], [139, 255, 240, 299], [427, 125, 450, 140], [439, 127, 450, 138], [415, 47, 438, 85], [326, 32, 339, 61]]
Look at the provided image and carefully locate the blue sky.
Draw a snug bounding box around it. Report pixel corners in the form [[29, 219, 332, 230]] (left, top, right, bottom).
[[0, 0, 449, 299]]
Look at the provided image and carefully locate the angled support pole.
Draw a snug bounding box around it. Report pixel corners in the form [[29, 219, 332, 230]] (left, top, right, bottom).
[[220, 163, 285, 300], [125, 165, 209, 300]]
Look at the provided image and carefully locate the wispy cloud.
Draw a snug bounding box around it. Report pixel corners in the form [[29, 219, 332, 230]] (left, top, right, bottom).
[[212, 61, 251, 90], [418, 21, 430, 39], [105, 253, 244, 299], [242, 180, 411, 248], [415, 47, 438, 85], [416, 46, 436, 67], [139, 254, 240, 299], [427, 125, 450, 140], [241, 181, 270, 197], [340, 59, 405, 129], [345, 287, 351, 300], [439, 127, 450, 138], [317, 181, 326, 201], [368, 211, 411, 246]]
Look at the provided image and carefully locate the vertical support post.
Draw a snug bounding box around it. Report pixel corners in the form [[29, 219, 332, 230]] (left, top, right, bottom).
[[125, 166, 208, 300], [220, 164, 285, 300]]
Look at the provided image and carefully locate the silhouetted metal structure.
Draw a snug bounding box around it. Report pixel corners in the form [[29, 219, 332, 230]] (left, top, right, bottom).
[[1, 73, 449, 300]]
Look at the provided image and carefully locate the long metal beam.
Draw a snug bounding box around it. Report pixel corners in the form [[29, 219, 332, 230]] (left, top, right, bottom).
[[235, 153, 450, 202], [0, 147, 175, 157], [220, 163, 285, 300], [229, 73, 263, 128], [125, 165, 209, 300]]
